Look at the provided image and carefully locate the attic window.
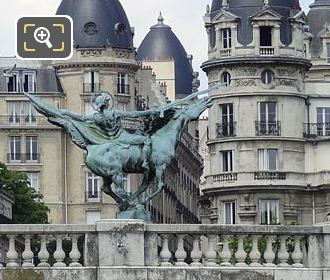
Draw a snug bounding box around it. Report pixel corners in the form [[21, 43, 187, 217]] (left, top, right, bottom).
[[84, 22, 98, 35], [260, 26, 272, 46]]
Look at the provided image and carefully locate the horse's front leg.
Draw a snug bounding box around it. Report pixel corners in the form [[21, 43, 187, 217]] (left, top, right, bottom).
[[141, 164, 166, 205], [129, 170, 150, 201], [112, 171, 137, 208]]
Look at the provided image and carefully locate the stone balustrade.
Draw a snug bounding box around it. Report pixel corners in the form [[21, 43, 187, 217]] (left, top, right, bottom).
[[0, 221, 329, 280]]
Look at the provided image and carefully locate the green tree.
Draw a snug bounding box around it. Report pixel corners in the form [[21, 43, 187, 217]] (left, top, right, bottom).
[[0, 163, 49, 224]]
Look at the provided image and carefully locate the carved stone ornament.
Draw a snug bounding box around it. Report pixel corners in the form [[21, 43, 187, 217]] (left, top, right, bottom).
[[80, 49, 103, 57]]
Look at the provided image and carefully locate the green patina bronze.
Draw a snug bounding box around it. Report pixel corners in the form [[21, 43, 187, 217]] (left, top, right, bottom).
[[24, 85, 219, 221]]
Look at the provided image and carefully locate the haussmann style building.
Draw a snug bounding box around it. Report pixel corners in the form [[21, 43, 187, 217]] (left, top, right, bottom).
[[200, 0, 330, 226]]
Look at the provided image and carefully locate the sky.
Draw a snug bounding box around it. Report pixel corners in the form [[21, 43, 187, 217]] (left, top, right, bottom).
[[0, 0, 314, 89]]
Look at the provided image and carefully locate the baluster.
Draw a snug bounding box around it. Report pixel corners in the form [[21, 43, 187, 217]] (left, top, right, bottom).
[[292, 236, 303, 267], [250, 235, 261, 266], [175, 234, 188, 266], [190, 235, 202, 267], [53, 235, 66, 267], [235, 235, 247, 267], [38, 235, 50, 267], [6, 235, 19, 268], [69, 235, 82, 267], [220, 235, 232, 266], [159, 234, 172, 267], [205, 234, 217, 266], [22, 235, 34, 268], [263, 235, 275, 266], [278, 236, 289, 267]]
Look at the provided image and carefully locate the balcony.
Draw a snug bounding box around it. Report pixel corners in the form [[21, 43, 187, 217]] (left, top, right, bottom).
[[213, 172, 237, 182], [216, 122, 236, 138], [259, 46, 275, 56], [0, 115, 50, 127], [7, 153, 41, 164], [255, 121, 281, 136], [303, 122, 330, 139], [219, 48, 232, 57], [254, 171, 286, 180], [83, 83, 101, 93], [117, 84, 130, 94], [85, 191, 102, 203]]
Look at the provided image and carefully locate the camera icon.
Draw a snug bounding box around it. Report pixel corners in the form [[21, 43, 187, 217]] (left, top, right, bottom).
[[16, 16, 73, 60]]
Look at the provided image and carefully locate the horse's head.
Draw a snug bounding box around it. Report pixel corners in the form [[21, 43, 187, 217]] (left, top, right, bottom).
[[175, 97, 213, 122]]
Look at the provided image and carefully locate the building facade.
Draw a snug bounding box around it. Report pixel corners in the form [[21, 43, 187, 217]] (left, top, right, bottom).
[[0, 0, 201, 224], [200, 0, 330, 226]]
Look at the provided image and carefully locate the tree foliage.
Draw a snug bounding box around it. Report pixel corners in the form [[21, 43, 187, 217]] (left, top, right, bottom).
[[0, 163, 49, 224]]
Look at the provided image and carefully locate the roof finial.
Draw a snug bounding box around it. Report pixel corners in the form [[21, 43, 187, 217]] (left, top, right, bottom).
[[158, 12, 164, 25], [263, 0, 269, 8], [223, 0, 229, 9]]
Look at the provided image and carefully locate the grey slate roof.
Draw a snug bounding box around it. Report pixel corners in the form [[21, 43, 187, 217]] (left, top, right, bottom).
[[307, 0, 330, 57], [56, 0, 133, 49], [136, 14, 193, 98], [210, 0, 301, 46], [0, 57, 63, 93]]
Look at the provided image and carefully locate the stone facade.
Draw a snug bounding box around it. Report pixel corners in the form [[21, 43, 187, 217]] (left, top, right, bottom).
[[0, 1, 202, 225], [200, 1, 330, 226]]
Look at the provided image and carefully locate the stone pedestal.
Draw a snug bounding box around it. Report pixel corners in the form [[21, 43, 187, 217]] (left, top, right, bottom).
[[96, 219, 146, 267]]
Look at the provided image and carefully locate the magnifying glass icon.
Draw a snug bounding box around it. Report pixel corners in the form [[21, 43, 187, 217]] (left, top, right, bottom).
[[34, 27, 53, 49]]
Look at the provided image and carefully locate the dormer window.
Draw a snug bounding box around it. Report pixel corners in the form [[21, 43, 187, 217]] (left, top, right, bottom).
[[222, 28, 232, 49], [7, 71, 36, 93], [260, 26, 272, 46]]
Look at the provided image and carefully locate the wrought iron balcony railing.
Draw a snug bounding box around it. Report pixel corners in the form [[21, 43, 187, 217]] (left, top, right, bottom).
[[0, 115, 50, 126], [213, 172, 238, 182], [83, 83, 101, 93], [216, 122, 236, 138], [117, 84, 130, 94], [303, 122, 330, 139], [7, 153, 41, 164], [255, 121, 281, 136], [254, 171, 286, 180]]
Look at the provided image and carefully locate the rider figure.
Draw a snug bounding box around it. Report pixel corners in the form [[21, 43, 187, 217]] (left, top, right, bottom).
[[93, 93, 154, 171]]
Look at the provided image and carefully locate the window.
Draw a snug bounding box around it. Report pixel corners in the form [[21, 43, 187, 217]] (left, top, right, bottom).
[[7, 72, 36, 93], [23, 72, 36, 92], [117, 73, 129, 94], [123, 174, 131, 194], [7, 74, 19, 92], [7, 102, 37, 124], [86, 172, 101, 201], [9, 136, 21, 162], [261, 70, 273, 84], [317, 107, 330, 136], [221, 72, 231, 86], [221, 150, 234, 172], [258, 149, 278, 170], [27, 173, 39, 193], [258, 102, 277, 134], [26, 136, 38, 162], [260, 26, 272, 46], [222, 28, 232, 49], [327, 43, 330, 64], [224, 201, 236, 224], [220, 104, 234, 136], [260, 199, 279, 225], [84, 71, 100, 93]]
